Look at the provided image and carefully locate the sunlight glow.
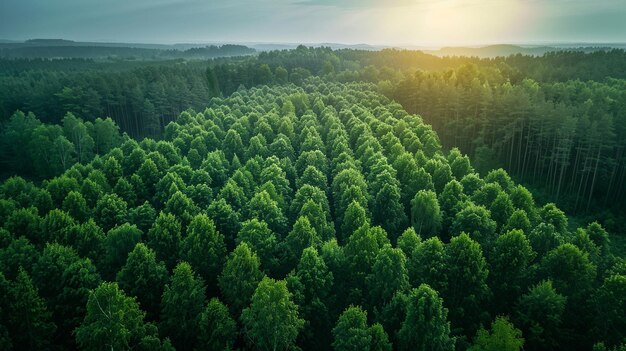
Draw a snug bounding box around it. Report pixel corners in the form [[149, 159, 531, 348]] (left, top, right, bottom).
[[377, 0, 532, 46]]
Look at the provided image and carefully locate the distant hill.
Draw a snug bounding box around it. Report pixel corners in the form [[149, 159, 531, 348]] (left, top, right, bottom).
[[425, 44, 555, 58], [425, 44, 625, 58], [0, 40, 255, 60]]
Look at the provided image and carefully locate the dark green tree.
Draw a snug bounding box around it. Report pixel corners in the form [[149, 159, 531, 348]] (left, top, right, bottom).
[[197, 298, 237, 351], [117, 243, 168, 319], [241, 277, 304, 351], [218, 243, 264, 315], [181, 214, 226, 293], [398, 284, 455, 351], [515, 280, 566, 351], [160, 262, 206, 351], [7, 268, 56, 350], [411, 190, 442, 237]]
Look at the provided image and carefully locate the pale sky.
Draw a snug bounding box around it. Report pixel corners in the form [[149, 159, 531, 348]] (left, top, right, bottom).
[[1, 0, 625, 46]]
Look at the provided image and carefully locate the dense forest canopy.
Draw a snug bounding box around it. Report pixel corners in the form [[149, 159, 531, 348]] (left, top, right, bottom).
[[0, 44, 625, 351], [0, 77, 625, 351], [2, 47, 625, 224]]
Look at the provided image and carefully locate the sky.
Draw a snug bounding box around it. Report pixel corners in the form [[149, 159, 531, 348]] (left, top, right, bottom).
[[1, 0, 625, 46]]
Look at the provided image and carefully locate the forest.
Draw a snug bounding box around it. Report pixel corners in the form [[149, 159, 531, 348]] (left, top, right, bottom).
[[0, 46, 625, 351]]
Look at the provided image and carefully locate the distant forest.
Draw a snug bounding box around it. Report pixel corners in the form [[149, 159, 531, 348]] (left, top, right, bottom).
[[0, 41, 255, 60]]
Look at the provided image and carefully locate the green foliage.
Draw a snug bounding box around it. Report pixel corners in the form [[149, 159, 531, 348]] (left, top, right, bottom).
[[488, 230, 535, 313], [0, 76, 620, 351], [103, 223, 142, 278], [75, 282, 156, 351], [218, 243, 264, 315], [6, 269, 56, 350], [146, 212, 182, 269], [160, 262, 206, 351], [398, 284, 454, 351], [181, 214, 226, 292], [444, 233, 490, 336], [197, 298, 237, 351], [367, 245, 409, 307], [411, 189, 442, 237], [332, 305, 391, 351], [241, 277, 304, 351], [117, 243, 168, 319], [468, 316, 524, 351], [332, 306, 371, 351], [515, 280, 566, 351]]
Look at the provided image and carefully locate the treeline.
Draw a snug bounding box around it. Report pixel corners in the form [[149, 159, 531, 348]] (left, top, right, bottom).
[[390, 64, 626, 216], [0, 81, 624, 351], [0, 44, 255, 60], [0, 112, 123, 178], [0, 61, 213, 138]]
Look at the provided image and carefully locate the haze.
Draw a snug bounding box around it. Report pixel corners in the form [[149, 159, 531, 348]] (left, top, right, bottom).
[[1, 0, 625, 46]]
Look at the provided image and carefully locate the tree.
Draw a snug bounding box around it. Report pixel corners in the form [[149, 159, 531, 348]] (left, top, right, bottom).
[[241, 277, 304, 351], [468, 317, 524, 351], [223, 129, 244, 160], [164, 191, 198, 228], [527, 223, 563, 257], [488, 230, 535, 314], [62, 190, 89, 222], [398, 284, 455, 351], [103, 223, 143, 279], [207, 198, 241, 250], [116, 243, 168, 320], [369, 323, 392, 351], [539, 243, 596, 299], [197, 298, 237, 351], [443, 233, 490, 336], [40, 208, 76, 245], [450, 203, 497, 248], [489, 193, 514, 229], [284, 216, 321, 270], [75, 282, 158, 351], [344, 225, 389, 302], [237, 219, 279, 274], [409, 237, 447, 293], [94, 194, 127, 231], [367, 245, 409, 308], [539, 203, 568, 235], [218, 243, 264, 315], [160, 262, 206, 351], [396, 227, 421, 260], [31, 243, 80, 303], [6, 269, 55, 350], [181, 214, 226, 293], [411, 190, 442, 237], [515, 280, 566, 351], [593, 274, 626, 347], [373, 183, 408, 241], [248, 190, 288, 236], [72, 219, 105, 265], [332, 306, 372, 351], [505, 210, 531, 234], [55, 258, 102, 345], [92, 117, 122, 154], [299, 199, 335, 242], [292, 247, 334, 349], [341, 200, 369, 244], [146, 212, 182, 269]]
